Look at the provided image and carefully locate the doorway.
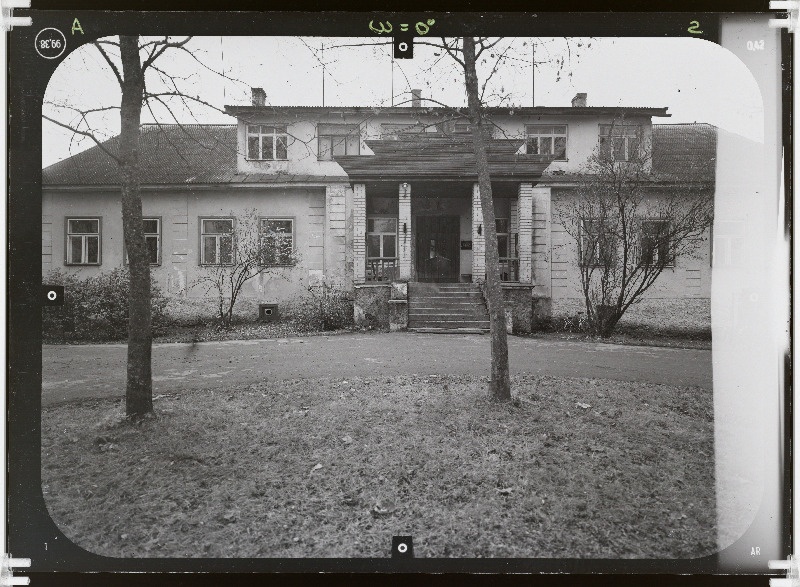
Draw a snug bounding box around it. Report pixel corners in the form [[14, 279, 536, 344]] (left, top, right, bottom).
[[415, 215, 460, 282]]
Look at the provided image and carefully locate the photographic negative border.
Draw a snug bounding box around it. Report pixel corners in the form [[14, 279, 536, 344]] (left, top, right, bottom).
[[5, 4, 793, 582]]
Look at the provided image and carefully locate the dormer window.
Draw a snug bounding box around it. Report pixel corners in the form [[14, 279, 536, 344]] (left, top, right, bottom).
[[247, 125, 288, 160]]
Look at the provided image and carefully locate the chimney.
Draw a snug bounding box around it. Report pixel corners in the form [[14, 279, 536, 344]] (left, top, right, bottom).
[[251, 87, 266, 107], [411, 89, 422, 107], [571, 92, 587, 108]]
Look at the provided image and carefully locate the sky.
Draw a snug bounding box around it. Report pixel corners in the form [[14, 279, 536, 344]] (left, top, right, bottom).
[[42, 36, 765, 167]]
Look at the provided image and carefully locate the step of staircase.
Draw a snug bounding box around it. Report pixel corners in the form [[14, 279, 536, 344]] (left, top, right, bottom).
[[407, 282, 489, 332]]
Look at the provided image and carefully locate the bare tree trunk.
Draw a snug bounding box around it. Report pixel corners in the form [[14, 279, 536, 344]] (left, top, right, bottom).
[[119, 35, 153, 418], [463, 37, 511, 401]]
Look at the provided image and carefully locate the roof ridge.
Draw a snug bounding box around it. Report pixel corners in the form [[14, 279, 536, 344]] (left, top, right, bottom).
[[653, 122, 717, 128], [141, 122, 236, 127]]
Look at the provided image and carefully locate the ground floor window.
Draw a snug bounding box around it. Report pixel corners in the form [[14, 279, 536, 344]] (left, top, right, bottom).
[[200, 218, 234, 265], [260, 218, 294, 266], [640, 219, 674, 266], [366, 217, 398, 281], [496, 218, 519, 281], [66, 218, 101, 265], [580, 218, 616, 267], [124, 218, 161, 265]]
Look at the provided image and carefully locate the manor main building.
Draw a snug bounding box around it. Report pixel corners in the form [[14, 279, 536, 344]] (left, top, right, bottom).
[[42, 89, 715, 331]]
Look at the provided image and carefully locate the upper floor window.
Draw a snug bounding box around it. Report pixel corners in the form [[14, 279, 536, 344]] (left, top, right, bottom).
[[260, 218, 295, 266], [598, 124, 641, 161], [66, 218, 101, 265], [124, 217, 161, 265], [526, 125, 567, 160], [247, 125, 288, 160], [200, 218, 234, 265], [318, 124, 360, 160], [640, 220, 674, 267]]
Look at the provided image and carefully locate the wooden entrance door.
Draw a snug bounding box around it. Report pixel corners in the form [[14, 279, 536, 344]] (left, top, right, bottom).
[[415, 215, 460, 282]]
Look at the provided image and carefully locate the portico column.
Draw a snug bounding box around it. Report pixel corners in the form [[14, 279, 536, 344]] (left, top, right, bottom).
[[531, 186, 552, 297], [398, 182, 412, 280], [353, 183, 366, 284], [471, 182, 486, 282], [517, 183, 534, 284]]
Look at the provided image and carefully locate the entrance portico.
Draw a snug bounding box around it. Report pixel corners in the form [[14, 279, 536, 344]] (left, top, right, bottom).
[[335, 135, 552, 333], [336, 136, 552, 287]]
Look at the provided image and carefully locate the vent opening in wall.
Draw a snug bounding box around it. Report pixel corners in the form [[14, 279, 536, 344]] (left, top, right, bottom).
[[259, 303, 279, 322]]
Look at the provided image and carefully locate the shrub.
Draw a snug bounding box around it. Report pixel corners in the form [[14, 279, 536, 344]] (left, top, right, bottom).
[[43, 268, 169, 342], [287, 283, 353, 332]]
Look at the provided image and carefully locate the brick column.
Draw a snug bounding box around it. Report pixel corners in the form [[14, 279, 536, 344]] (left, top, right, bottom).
[[471, 182, 485, 282], [324, 183, 346, 286], [353, 183, 367, 284], [531, 186, 552, 296], [398, 182, 412, 280], [517, 183, 534, 284]]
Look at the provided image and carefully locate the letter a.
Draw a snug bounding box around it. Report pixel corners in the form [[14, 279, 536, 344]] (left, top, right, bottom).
[[71, 18, 84, 35]]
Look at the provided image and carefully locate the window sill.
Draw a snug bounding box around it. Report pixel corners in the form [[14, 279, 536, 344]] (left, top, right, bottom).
[[64, 263, 101, 266], [245, 158, 289, 162]]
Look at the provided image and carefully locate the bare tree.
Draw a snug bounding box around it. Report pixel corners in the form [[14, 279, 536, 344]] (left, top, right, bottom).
[[194, 209, 297, 328], [555, 121, 714, 337], [315, 36, 587, 401], [43, 35, 232, 419], [460, 37, 511, 401]]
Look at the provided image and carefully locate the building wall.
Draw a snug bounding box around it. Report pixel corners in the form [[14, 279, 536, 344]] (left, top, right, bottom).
[[236, 111, 655, 177], [43, 187, 327, 309], [547, 188, 712, 304], [492, 114, 654, 173]]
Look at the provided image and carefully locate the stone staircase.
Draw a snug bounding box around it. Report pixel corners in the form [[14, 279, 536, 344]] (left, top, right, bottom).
[[407, 282, 489, 333]]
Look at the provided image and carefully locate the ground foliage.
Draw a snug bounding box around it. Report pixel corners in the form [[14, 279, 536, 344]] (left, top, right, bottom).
[[43, 374, 716, 559], [42, 268, 169, 342]]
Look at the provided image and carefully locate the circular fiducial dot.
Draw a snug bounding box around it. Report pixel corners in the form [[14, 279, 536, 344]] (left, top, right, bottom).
[[47, 290, 57, 301], [399, 42, 408, 52], [749, 293, 758, 302], [397, 543, 407, 553]]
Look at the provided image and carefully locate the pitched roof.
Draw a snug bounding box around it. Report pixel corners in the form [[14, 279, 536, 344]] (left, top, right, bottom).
[[225, 104, 671, 118], [42, 124, 348, 186], [336, 137, 553, 181], [43, 121, 717, 187], [651, 123, 717, 180]]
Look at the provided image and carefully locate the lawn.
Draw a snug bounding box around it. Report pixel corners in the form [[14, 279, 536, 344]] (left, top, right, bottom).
[[41, 374, 716, 559]]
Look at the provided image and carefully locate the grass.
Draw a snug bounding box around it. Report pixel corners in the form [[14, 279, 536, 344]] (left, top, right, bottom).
[[535, 325, 712, 350], [42, 374, 716, 559]]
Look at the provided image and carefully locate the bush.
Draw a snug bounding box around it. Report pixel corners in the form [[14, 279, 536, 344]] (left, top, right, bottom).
[[43, 268, 169, 342], [286, 283, 353, 332]]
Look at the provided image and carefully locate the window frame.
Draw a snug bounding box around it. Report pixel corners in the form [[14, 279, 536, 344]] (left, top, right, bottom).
[[366, 216, 399, 260], [65, 217, 102, 266], [495, 218, 517, 259], [199, 217, 235, 266], [525, 125, 568, 161], [246, 125, 289, 161], [317, 124, 361, 160], [259, 217, 296, 267], [598, 124, 642, 162], [579, 218, 617, 267], [124, 216, 162, 266], [640, 219, 675, 267]]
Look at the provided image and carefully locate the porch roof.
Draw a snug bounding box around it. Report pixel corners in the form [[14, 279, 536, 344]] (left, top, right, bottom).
[[334, 137, 554, 181]]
